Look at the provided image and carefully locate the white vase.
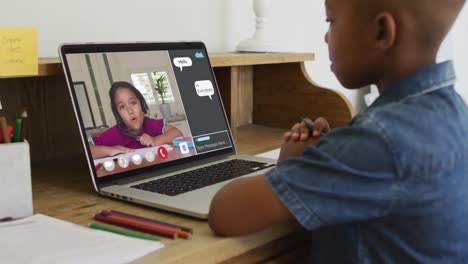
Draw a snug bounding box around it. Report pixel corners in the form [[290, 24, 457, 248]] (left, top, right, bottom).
[[236, 0, 281, 52], [159, 103, 172, 119]]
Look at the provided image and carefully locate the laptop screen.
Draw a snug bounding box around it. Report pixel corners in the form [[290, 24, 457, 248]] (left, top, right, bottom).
[[60, 43, 234, 183]]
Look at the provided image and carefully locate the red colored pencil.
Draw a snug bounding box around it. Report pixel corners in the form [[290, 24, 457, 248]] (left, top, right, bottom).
[[94, 213, 177, 239], [104, 210, 193, 233], [103, 213, 191, 239], [96, 213, 191, 239]]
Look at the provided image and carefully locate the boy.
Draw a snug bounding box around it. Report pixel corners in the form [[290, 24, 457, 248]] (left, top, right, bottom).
[[209, 0, 468, 262]]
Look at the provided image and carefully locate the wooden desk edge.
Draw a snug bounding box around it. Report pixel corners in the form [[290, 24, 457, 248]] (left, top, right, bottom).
[[1, 53, 315, 79], [134, 222, 305, 264]]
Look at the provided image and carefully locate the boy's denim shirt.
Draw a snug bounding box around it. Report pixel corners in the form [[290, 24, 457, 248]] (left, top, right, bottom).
[[265, 61, 468, 263]]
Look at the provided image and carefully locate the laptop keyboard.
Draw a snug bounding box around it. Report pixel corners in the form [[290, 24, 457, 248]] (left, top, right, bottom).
[[131, 159, 274, 196]]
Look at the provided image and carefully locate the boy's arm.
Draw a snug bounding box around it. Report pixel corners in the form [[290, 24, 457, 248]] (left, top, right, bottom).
[[209, 140, 310, 236], [208, 174, 294, 236]]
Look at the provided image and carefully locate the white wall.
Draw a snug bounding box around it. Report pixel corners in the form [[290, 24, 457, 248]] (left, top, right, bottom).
[[7, 0, 464, 114], [0, 0, 228, 55], [438, 3, 468, 104]]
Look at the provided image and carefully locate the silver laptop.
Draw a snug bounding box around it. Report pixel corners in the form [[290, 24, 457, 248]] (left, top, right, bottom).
[[59, 42, 276, 219]]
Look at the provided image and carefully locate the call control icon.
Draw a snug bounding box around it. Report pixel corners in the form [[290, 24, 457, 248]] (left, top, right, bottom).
[[103, 160, 115, 172], [158, 146, 168, 160], [118, 156, 129, 168], [145, 151, 155, 162], [131, 154, 142, 165], [179, 142, 190, 154]]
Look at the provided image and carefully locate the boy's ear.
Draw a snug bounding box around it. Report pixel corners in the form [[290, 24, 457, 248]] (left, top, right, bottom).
[[374, 12, 397, 50]]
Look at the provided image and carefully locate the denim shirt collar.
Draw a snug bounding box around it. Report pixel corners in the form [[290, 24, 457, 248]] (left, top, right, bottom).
[[370, 61, 456, 108]]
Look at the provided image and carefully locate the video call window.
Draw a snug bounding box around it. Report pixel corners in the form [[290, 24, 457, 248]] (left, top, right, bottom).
[[68, 51, 195, 178], [66, 49, 233, 178]]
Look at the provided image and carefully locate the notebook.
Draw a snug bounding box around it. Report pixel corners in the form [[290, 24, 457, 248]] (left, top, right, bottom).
[[59, 42, 276, 219]]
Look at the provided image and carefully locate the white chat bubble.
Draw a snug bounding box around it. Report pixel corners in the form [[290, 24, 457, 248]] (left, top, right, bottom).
[[173, 57, 192, 71], [195, 80, 214, 100]]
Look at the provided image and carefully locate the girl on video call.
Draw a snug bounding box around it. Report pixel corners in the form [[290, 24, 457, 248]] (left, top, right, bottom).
[[90, 81, 182, 159]]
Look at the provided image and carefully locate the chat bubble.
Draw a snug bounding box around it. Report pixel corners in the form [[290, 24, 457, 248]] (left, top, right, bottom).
[[173, 57, 192, 71], [195, 80, 214, 100]]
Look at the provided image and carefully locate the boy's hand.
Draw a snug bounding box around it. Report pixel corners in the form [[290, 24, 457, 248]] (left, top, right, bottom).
[[106, 145, 132, 156], [283, 117, 331, 142], [311, 117, 331, 137], [278, 139, 310, 163]]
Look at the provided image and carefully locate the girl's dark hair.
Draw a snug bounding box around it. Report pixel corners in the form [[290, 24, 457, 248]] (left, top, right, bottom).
[[109, 81, 149, 124]]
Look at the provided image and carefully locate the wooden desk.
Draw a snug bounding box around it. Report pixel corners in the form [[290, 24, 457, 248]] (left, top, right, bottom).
[[33, 126, 309, 264], [1, 53, 352, 263]]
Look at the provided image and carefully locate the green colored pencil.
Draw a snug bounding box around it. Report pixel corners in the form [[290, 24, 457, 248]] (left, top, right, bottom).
[[13, 118, 22, 142], [89, 222, 159, 241]]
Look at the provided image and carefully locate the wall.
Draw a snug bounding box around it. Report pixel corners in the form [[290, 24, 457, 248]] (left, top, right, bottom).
[[0, 0, 228, 55], [438, 3, 468, 103], [4, 0, 464, 114]]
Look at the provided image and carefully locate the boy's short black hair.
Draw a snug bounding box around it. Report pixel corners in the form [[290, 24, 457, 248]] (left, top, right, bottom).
[[109, 81, 149, 125]]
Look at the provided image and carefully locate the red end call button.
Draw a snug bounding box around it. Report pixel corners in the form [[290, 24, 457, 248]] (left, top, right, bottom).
[[157, 146, 168, 159]]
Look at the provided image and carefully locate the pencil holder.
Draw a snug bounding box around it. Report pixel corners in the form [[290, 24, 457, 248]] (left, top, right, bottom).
[[0, 141, 33, 219]]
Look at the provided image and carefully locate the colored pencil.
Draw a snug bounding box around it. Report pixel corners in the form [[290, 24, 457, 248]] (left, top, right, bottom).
[[0, 116, 11, 143], [88, 222, 159, 241], [19, 109, 28, 141], [300, 117, 315, 131], [94, 213, 178, 239], [13, 118, 22, 142], [97, 212, 191, 239], [94, 213, 177, 239], [300, 117, 325, 137], [104, 210, 193, 233]]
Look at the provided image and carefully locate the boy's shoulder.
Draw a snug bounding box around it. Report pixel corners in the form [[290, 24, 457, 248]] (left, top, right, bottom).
[[354, 86, 468, 175], [361, 83, 468, 139]]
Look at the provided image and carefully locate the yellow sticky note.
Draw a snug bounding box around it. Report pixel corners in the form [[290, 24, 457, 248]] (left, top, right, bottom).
[[0, 27, 38, 77]]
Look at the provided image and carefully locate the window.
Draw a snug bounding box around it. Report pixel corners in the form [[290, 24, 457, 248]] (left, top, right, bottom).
[[130, 73, 157, 105], [151, 71, 175, 103]]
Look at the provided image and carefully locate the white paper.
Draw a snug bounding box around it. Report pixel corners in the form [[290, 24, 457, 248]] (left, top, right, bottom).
[[255, 148, 280, 160], [0, 214, 164, 264]]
